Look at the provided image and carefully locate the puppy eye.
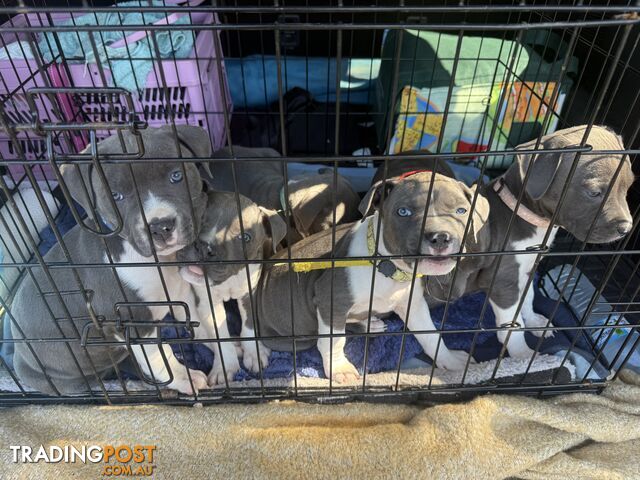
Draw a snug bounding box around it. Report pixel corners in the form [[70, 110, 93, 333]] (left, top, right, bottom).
[[112, 192, 124, 201], [587, 190, 601, 198], [396, 207, 413, 217], [238, 233, 252, 242], [456, 207, 467, 215], [170, 170, 184, 183], [206, 244, 215, 257]]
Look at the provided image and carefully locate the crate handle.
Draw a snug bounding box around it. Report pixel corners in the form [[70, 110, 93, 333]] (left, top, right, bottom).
[[113, 301, 198, 335], [109, 0, 207, 50], [80, 320, 176, 388], [46, 64, 87, 153], [24, 87, 145, 134]]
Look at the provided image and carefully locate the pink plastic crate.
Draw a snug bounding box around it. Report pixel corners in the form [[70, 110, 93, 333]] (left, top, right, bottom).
[[0, 13, 77, 181], [1, 9, 231, 184], [66, 10, 232, 152]]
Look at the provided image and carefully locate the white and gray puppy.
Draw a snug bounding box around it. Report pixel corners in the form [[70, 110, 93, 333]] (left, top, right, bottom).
[[206, 146, 361, 244], [10, 126, 211, 395], [177, 191, 286, 384], [251, 172, 488, 382], [421, 125, 636, 357]]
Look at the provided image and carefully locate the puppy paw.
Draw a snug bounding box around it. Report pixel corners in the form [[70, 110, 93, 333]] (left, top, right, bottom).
[[169, 369, 208, 395], [326, 358, 360, 383], [242, 341, 271, 373], [507, 343, 537, 359], [523, 312, 555, 338], [435, 349, 473, 370], [367, 316, 387, 333], [208, 356, 241, 386]]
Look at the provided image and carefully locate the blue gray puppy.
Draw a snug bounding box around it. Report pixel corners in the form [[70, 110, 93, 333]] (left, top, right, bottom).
[[10, 126, 210, 395], [177, 191, 286, 384], [419, 125, 636, 358], [250, 172, 488, 382]]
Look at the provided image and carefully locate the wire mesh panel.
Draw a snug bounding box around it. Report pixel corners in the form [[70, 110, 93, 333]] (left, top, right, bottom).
[[0, 1, 638, 406]]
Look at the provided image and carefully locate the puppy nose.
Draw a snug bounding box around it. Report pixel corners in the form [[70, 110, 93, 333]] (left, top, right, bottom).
[[149, 218, 176, 241], [426, 231, 451, 250], [617, 221, 633, 236], [195, 240, 216, 258]]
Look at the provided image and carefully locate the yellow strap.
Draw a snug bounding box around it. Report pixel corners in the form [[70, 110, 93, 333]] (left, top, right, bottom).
[[273, 259, 373, 272], [271, 218, 424, 280]]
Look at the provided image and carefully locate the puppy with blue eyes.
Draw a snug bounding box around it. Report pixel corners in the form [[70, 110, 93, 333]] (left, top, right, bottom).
[[253, 171, 486, 382], [177, 191, 286, 385]]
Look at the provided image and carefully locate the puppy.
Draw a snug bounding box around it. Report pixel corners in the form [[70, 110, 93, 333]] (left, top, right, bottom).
[[420, 125, 635, 357], [177, 191, 286, 384], [251, 171, 486, 381], [10, 126, 211, 395], [206, 146, 361, 243]]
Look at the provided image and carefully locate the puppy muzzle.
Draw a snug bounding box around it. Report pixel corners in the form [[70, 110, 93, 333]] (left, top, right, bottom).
[[415, 241, 461, 276], [572, 219, 634, 244], [179, 263, 244, 287]]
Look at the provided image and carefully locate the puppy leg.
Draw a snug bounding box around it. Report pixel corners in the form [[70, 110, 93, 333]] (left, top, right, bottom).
[[489, 299, 536, 358], [198, 301, 241, 386], [239, 297, 271, 374], [317, 310, 360, 383], [347, 316, 388, 333], [401, 294, 471, 370], [367, 316, 387, 333], [521, 285, 555, 338], [130, 344, 207, 395]]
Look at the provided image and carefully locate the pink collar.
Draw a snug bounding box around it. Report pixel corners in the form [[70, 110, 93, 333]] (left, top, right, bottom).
[[492, 178, 551, 228]]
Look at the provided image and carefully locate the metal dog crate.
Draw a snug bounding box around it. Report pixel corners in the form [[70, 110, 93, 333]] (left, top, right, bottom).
[[0, 1, 639, 406]]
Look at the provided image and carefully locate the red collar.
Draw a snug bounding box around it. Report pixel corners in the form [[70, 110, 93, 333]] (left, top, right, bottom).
[[397, 169, 432, 180]]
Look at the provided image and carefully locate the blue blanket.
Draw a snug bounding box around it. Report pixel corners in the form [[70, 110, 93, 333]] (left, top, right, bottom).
[[161, 283, 595, 381], [226, 56, 379, 109], [2, 200, 601, 382]]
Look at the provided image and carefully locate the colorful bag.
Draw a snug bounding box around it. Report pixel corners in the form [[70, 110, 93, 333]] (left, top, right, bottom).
[[376, 29, 577, 169], [389, 81, 566, 168]]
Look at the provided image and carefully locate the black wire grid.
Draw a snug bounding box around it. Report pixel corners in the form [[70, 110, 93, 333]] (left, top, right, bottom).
[[0, 1, 639, 405]]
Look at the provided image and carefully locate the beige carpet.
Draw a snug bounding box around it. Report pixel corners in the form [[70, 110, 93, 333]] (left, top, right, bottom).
[[2, 370, 640, 479]]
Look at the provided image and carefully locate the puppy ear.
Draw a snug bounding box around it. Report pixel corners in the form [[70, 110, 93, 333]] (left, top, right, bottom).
[[515, 132, 582, 201], [259, 206, 287, 253], [359, 179, 395, 218], [289, 193, 327, 237], [463, 184, 490, 242], [175, 125, 213, 177], [60, 145, 97, 220], [288, 174, 360, 236], [516, 149, 564, 201], [175, 125, 212, 158]]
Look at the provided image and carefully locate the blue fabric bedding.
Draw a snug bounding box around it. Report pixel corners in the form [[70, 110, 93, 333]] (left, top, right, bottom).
[[2, 197, 603, 383], [226, 56, 379, 109], [162, 280, 596, 381]]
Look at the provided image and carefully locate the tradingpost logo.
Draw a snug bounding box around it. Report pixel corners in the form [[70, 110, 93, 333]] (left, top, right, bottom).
[[10, 444, 156, 476]]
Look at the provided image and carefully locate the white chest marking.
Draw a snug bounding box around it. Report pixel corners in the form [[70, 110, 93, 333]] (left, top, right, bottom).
[[210, 264, 261, 302], [108, 242, 191, 321], [344, 215, 417, 317], [511, 226, 559, 295], [194, 263, 261, 318]]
